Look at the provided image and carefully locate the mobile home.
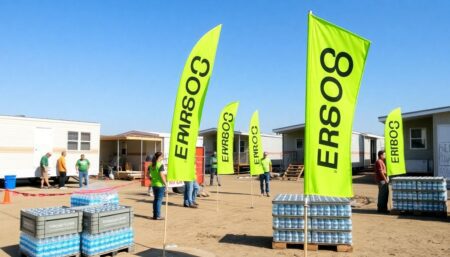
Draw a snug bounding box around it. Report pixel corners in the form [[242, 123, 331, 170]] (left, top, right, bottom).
[[378, 106, 450, 181], [272, 123, 384, 170], [0, 115, 100, 181], [100, 130, 203, 172], [199, 128, 282, 172]]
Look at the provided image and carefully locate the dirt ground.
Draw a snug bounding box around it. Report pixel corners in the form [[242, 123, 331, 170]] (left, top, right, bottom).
[[0, 173, 449, 257]]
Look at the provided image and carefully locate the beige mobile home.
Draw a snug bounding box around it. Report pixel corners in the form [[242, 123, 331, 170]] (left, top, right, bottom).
[[273, 124, 384, 170], [199, 128, 282, 173], [0, 115, 100, 181], [378, 106, 450, 181]]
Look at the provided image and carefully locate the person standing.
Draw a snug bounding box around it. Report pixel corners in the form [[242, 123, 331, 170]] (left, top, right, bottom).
[[40, 152, 52, 189], [149, 152, 167, 220], [209, 152, 221, 186], [57, 151, 67, 189], [260, 152, 272, 197], [76, 154, 90, 188], [375, 150, 389, 213]]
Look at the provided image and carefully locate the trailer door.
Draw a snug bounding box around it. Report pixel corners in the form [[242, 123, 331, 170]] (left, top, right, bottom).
[[437, 124, 450, 181], [34, 127, 54, 176]]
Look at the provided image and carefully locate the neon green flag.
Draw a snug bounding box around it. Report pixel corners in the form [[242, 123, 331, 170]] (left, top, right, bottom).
[[168, 25, 222, 181], [217, 101, 240, 174], [249, 110, 264, 176], [304, 12, 370, 197], [385, 108, 406, 176]]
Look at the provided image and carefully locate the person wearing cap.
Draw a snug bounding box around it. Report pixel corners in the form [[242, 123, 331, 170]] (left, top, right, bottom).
[[260, 152, 272, 197], [40, 152, 52, 189], [209, 151, 221, 186]]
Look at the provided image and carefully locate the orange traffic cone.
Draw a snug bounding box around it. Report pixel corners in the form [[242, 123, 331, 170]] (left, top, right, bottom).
[[2, 190, 11, 204]]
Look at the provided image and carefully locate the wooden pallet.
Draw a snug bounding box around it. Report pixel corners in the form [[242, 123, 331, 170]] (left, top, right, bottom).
[[20, 249, 80, 257], [282, 164, 304, 181], [390, 209, 447, 217], [272, 241, 353, 252], [82, 244, 134, 257]]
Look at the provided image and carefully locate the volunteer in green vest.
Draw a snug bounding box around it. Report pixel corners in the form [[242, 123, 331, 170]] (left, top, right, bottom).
[[149, 151, 167, 220], [260, 152, 272, 197], [76, 154, 90, 188], [209, 151, 221, 186], [40, 152, 52, 189]]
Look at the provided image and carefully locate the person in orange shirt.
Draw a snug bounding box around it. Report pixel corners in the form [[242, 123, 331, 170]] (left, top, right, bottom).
[[57, 151, 67, 189]]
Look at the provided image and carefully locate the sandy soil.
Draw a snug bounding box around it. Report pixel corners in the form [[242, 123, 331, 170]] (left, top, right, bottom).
[[0, 173, 449, 257]]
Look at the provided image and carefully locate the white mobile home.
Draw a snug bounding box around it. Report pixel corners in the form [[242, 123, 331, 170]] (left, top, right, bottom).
[[378, 106, 450, 180], [273, 124, 384, 170], [0, 115, 100, 181], [100, 130, 203, 172], [199, 128, 282, 173]]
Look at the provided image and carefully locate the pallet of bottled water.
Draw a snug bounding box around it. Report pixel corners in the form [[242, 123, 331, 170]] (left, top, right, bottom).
[[81, 227, 134, 257], [20, 207, 82, 239], [272, 194, 353, 248], [19, 232, 80, 257], [392, 177, 447, 213], [70, 192, 119, 207], [79, 204, 133, 234]]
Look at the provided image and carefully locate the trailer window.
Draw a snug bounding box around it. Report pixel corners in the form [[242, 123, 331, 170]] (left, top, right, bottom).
[[68, 131, 78, 150], [296, 139, 304, 150], [81, 132, 91, 150], [410, 128, 426, 149]]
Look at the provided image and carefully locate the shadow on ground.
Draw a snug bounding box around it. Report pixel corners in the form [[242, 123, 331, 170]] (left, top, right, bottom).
[[219, 234, 272, 249], [1, 244, 19, 257]]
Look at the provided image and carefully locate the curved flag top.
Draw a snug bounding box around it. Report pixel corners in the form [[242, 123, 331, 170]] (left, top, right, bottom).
[[304, 12, 370, 197], [168, 25, 222, 182], [217, 101, 240, 175], [385, 108, 406, 176], [249, 110, 264, 176]]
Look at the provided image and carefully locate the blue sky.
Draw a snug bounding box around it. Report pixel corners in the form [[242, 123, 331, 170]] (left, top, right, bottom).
[[1, 1, 449, 135]]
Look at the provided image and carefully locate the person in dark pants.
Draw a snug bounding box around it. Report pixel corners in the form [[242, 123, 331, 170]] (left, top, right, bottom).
[[260, 152, 272, 197], [149, 152, 167, 220], [375, 150, 389, 213], [57, 151, 67, 189], [209, 152, 221, 186]]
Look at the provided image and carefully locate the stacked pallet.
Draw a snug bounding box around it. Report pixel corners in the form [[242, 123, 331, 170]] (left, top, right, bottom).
[[19, 207, 83, 257], [392, 177, 447, 214], [272, 194, 353, 252], [77, 205, 134, 257]]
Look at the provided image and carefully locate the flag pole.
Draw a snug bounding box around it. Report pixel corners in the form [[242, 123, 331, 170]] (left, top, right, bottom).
[[216, 183, 219, 213], [162, 187, 169, 257], [250, 174, 254, 208], [304, 196, 308, 257]]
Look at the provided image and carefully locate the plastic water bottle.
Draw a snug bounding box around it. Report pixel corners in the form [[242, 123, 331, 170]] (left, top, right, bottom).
[[279, 218, 285, 229], [273, 230, 280, 241], [279, 204, 285, 215], [317, 205, 324, 216], [286, 231, 293, 242], [273, 217, 279, 228], [311, 218, 318, 229], [299, 218, 304, 229], [332, 219, 338, 230], [318, 232, 324, 243], [293, 231, 299, 242], [298, 205, 304, 216], [285, 204, 292, 215], [311, 205, 317, 216], [292, 218, 299, 229], [318, 218, 324, 230], [312, 232, 318, 243], [272, 204, 278, 215], [325, 219, 332, 230], [279, 231, 286, 241], [324, 205, 331, 216], [332, 232, 339, 244], [330, 205, 337, 216], [339, 232, 346, 243], [285, 218, 292, 229], [325, 232, 332, 243]]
